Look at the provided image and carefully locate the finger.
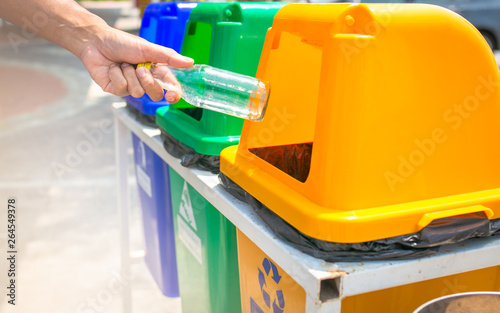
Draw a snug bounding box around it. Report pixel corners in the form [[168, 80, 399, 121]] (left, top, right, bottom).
[[152, 64, 181, 91], [151, 64, 183, 103], [108, 63, 129, 97], [136, 66, 165, 102], [140, 41, 194, 68], [121, 63, 145, 98], [165, 91, 181, 104]]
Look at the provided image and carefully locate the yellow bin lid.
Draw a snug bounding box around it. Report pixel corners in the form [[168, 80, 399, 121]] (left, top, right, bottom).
[[220, 3, 500, 243]]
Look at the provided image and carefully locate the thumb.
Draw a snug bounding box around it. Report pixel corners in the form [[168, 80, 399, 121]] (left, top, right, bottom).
[[140, 41, 194, 68]]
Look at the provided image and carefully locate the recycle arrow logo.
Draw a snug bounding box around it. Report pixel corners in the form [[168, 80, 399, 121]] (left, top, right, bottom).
[[179, 181, 197, 231], [255, 258, 285, 313]]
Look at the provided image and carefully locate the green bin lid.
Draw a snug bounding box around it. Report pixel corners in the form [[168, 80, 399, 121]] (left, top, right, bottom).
[[156, 2, 286, 156]]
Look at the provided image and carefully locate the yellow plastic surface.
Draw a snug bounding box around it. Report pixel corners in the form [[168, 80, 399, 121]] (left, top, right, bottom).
[[137, 62, 152, 71], [417, 205, 493, 229], [236, 230, 306, 313], [220, 3, 500, 243], [238, 230, 499, 313], [342, 265, 500, 313]]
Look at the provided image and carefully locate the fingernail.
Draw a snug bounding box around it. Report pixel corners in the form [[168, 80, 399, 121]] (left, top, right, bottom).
[[182, 56, 194, 63], [137, 67, 148, 78], [166, 95, 176, 103]]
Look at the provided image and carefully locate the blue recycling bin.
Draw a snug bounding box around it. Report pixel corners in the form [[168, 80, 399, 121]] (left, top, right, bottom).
[[125, 2, 196, 297], [125, 1, 197, 113], [131, 134, 178, 297]]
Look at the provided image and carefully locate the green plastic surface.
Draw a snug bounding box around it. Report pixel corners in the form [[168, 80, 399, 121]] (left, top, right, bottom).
[[156, 2, 286, 156], [169, 168, 241, 313]]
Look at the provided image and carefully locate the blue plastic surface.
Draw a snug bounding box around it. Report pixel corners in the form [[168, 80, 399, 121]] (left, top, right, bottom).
[[131, 133, 179, 297], [124, 1, 197, 115]]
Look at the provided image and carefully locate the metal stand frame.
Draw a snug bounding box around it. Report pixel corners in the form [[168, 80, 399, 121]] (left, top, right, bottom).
[[114, 102, 500, 313]]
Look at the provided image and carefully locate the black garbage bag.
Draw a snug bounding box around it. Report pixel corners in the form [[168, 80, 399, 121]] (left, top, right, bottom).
[[219, 173, 500, 262], [125, 103, 157, 128], [249, 143, 312, 183], [161, 130, 220, 174]]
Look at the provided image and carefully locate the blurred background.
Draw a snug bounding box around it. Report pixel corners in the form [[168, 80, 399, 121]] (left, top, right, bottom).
[[0, 0, 499, 313], [0, 2, 176, 313]]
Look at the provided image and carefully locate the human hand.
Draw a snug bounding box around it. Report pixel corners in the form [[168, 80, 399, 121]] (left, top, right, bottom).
[[78, 26, 193, 102]]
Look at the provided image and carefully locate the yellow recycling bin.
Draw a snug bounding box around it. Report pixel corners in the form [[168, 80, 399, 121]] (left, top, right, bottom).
[[220, 3, 500, 244], [237, 229, 500, 313]]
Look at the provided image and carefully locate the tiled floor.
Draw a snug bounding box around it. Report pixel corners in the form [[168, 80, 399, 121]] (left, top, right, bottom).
[[0, 5, 181, 313]]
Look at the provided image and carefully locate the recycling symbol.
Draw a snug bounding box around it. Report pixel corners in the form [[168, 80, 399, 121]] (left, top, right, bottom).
[[179, 181, 197, 231], [253, 258, 285, 313]]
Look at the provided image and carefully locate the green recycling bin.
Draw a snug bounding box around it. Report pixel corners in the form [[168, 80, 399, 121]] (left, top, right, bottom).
[[170, 169, 241, 313], [156, 2, 286, 155], [156, 3, 286, 313]]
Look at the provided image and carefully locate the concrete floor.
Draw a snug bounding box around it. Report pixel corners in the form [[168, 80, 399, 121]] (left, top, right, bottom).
[[0, 4, 180, 313]]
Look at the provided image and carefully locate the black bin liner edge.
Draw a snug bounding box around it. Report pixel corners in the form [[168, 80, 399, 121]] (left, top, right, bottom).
[[218, 173, 500, 262], [125, 102, 157, 128], [160, 130, 220, 174]]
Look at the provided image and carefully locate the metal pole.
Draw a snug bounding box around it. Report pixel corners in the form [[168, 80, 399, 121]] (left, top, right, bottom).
[[115, 114, 133, 313]]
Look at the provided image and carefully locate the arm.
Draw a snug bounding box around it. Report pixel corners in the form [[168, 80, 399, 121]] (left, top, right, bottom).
[[0, 0, 191, 102]]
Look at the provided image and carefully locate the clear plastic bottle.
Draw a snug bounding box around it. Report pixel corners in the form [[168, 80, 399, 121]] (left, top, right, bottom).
[[150, 64, 270, 122]]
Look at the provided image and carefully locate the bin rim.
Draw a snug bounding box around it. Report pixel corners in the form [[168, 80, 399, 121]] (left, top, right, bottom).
[[413, 291, 500, 313]]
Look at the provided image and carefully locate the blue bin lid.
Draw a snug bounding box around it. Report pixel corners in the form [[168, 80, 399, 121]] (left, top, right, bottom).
[[126, 2, 197, 116], [140, 1, 197, 52], [124, 94, 171, 116]]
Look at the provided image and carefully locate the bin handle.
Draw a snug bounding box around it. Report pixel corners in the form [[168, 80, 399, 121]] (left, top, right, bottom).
[[418, 205, 494, 229]]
